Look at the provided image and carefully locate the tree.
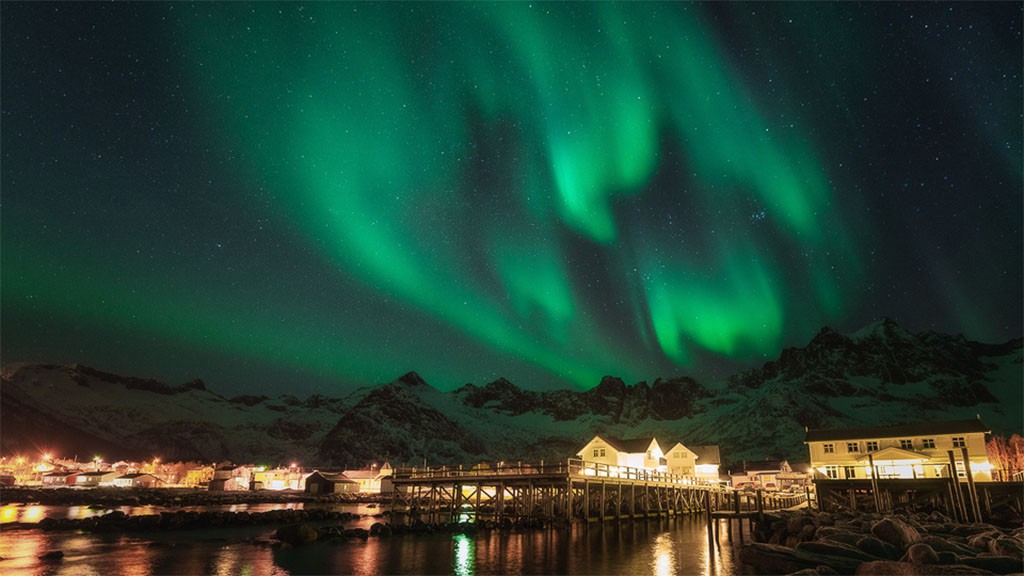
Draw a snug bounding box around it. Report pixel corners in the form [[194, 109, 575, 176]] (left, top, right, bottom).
[[985, 434, 1024, 481]]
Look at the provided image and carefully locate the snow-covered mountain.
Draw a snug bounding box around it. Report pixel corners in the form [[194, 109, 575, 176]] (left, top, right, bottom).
[[3, 320, 1020, 468]]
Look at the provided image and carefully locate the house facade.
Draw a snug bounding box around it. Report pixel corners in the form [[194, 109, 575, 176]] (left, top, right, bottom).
[[662, 442, 698, 477], [576, 436, 666, 472], [76, 471, 119, 487], [805, 418, 992, 481], [113, 473, 161, 488], [183, 466, 215, 488]]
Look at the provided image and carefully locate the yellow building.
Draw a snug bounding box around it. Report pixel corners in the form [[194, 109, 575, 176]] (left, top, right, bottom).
[[805, 418, 992, 481], [183, 466, 215, 487], [576, 435, 666, 472]]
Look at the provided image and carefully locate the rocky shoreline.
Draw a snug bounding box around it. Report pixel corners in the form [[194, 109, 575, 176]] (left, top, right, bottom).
[[740, 510, 1024, 575], [0, 486, 387, 507]]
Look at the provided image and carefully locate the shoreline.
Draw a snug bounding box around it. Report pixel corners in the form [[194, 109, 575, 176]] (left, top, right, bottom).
[[0, 486, 390, 507]]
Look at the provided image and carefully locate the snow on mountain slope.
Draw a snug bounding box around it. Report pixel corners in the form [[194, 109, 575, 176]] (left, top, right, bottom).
[[3, 320, 1020, 468]]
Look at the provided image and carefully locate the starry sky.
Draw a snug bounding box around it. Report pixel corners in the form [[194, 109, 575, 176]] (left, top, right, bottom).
[[2, 3, 1021, 396]]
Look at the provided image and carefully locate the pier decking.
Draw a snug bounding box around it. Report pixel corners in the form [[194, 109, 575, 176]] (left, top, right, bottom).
[[389, 459, 806, 525]]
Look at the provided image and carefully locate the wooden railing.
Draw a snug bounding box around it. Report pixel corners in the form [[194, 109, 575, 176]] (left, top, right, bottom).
[[393, 458, 721, 488]]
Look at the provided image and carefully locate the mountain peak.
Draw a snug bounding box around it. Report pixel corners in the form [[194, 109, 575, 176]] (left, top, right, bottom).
[[395, 371, 429, 387]]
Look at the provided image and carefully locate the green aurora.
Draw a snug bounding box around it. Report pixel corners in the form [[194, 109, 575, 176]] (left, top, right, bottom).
[[2, 3, 1020, 393]]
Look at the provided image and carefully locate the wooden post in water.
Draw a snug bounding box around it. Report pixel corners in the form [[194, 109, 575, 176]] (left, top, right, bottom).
[[756, 489, 765, 523], [961, 447, 982, 522]]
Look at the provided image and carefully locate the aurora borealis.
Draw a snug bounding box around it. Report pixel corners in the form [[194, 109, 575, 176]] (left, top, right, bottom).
[[2, 3, 1021, 395]]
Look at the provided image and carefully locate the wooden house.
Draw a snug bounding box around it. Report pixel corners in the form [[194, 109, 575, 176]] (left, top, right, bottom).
[[805, 418, 992, 481], [113, 473, 162, 488], [576, 435, 666, 472], [75, 470, 119, 487], [304, 471, 359, 495]]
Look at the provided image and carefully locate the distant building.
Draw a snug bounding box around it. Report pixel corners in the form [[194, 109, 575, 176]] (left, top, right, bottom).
[[805, 418, 992, 481], [730, 460, 792, 490], [113, 473, 162, 489], [252, 467, 306, 491], [42, 471, 80, 487], [304, 471, 360, 495], [342, 463, 393, 493], [576, 435, 666, 472], [76, 470, 119, 487], [208, 465, 252, 491], [183, 466, 215, 488]]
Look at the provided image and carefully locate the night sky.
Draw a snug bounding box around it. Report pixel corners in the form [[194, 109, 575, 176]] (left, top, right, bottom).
[[2, 3, 1021, 396]]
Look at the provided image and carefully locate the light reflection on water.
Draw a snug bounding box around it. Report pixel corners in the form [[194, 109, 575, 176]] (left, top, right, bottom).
[[0, 512, 753, 575]]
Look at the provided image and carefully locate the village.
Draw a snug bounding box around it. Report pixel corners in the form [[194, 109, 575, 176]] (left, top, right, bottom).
[[2, 416, 1015, 503]]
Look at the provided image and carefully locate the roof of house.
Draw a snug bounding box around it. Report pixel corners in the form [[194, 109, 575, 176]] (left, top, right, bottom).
[[736, 460, 789, 473], [601, 436, 658, 454], [689, 445, 721, 465], [805, 418, 990, 443], [117, 473, 157, 479], [342, 469, 381, 480], [308, 470, 357, 484], [79, 470, 116, 477]]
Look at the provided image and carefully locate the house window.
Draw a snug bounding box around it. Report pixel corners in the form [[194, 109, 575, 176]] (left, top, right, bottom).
[[952, 437, 966, 448], [823, 443, 835, 454], [843, 466, 857, 479], [600, 448, 605, 457], [922, 439, 935, 449], [824, 465, 839, 479], [846, 442, 860, 453], [900, 439, 913, 450], [866, 441, 879, 452], [593, 449, 599, 458], [955, 460, 966, 478]]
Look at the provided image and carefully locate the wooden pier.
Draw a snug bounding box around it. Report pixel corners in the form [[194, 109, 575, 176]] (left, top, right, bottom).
[[389, 459, 806, 527]]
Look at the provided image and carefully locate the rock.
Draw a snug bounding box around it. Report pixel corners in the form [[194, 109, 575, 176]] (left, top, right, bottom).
[[872, 517, 922, 550], [900, 543, 939, 565], [989, 538, 1024, 560], [39, 550, 64, 561], [797, 540, 880, 562], [959, 554, 1024, 574], [857, 536, 901, 560], [739, 543, 861, 575], [935, 551, 958, 564], [824, 531, 869, 547], [273, 524, 319, 546], [855, 560, 997, 574]]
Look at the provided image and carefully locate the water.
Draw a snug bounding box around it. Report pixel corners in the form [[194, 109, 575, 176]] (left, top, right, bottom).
[[0, 506, 755, 575]]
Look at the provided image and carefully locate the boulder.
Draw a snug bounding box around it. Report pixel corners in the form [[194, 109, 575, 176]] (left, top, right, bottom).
[[900, 543, 939, 565], [854, 560, 996, 574], [872, 518, 922, 550], [989, 538, 1023, 560], [959, 554, 1024, 574], [857, 536, 901, 560], [273, 524, 319, 546], [39, 550, 64, 561], [739, 543, 861, 575], [797, 540, 880, 562]]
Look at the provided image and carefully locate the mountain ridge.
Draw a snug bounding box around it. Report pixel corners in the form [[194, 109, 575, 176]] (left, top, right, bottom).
[[2, 320, 1020, 468]]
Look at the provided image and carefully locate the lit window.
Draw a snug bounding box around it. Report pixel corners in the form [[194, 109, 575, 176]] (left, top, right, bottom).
[[952, 437, 966, 448], [955, 460, 966, 478], [900, 440, 913, 450], [847, 442, 860, 453], [824, 465, 839, 479], [922, 439, 935, 449], [823, 444, 834, 454], [866, 441, 879, 451]]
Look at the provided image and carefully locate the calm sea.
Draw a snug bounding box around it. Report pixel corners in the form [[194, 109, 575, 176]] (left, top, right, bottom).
[[0, 503, 755, 575]]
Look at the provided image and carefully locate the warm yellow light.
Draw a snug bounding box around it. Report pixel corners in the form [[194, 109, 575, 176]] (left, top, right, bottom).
[[42, 453, 52, 461], [16, 457, 24, 465], [974, 462, 993, 473]]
